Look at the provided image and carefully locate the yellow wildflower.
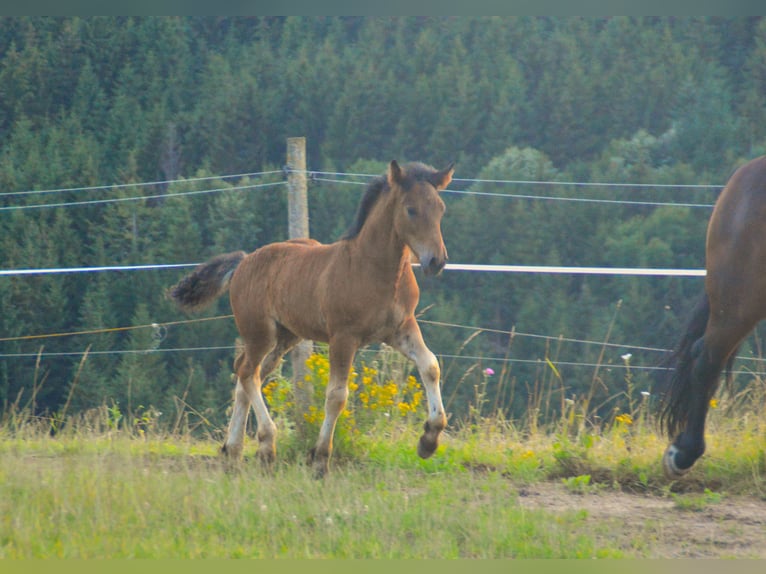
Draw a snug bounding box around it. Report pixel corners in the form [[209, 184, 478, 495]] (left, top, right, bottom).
[[615, 413, 633, 425]]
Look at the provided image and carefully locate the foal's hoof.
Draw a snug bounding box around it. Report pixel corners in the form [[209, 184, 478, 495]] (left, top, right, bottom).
[[219, 443, 245, 472], [307, 447, 330, 479], [417, 420, 442, 459], [417, 437, 437, 459], [220, 443, 243, 460], [313, 463, 329, 480], [257, 447, 276, 470], [417, 434, 438, 459], [662, 444, 692, 479]]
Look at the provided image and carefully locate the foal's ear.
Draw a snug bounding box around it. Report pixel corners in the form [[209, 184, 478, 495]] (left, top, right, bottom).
[[430, 162, 455, 191], [387, 160, 403, 186]]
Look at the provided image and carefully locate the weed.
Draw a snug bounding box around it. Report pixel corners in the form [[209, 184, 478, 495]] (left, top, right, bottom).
[[671, 488, 723, 511], [562, 474, 594, 494]]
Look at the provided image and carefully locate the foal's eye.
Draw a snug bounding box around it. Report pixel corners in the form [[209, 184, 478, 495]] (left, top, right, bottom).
[[406, 207, 417, 218]]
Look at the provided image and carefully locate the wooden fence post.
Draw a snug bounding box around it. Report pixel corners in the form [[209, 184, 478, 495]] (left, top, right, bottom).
[[286, 137, 313, 420]]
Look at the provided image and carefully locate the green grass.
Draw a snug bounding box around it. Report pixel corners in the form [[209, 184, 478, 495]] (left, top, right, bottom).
[[2, 345, 765, 558], [0, 432, 617, 559], [670, 488, 723, 512]]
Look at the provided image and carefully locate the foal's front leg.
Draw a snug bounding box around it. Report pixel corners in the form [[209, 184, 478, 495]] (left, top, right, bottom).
[[310, 337, 357, 478], [393, 318, 447, 459]]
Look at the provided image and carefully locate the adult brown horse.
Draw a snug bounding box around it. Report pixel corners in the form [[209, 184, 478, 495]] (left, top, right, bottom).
[[659, 155, 766, 478], [169, 160, 454, 477]]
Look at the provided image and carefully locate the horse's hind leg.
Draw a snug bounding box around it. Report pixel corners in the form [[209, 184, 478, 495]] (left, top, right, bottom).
[[664, 315, 753, 478], [663, 340, 724, 477], [392, 318, 447, 459]]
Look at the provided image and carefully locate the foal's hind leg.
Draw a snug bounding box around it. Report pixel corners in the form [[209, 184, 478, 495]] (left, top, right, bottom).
[[392, 318, 447, 459], [222, 339, 277, 465], [260, 325, 303, 380], [222, 375, 256, 461]]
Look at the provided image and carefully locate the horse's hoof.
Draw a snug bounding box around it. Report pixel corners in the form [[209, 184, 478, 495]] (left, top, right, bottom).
[[662, 444, 691, 479]]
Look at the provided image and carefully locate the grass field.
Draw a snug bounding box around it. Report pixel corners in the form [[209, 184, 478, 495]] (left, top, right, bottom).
[[0, 435, 608, 559], [2, 348, 765, 559], [1, 394, 764, 559]]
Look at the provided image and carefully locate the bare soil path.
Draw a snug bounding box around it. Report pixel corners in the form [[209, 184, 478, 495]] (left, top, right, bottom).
[[516, 482, 766, 558]]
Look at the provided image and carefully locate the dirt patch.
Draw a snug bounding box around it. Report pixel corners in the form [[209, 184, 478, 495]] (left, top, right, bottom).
[[516, 482, 766, 558]]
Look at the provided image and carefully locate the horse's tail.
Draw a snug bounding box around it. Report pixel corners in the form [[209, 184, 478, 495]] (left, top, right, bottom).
[[167, 251, 246, 312], [656, 293, 711, 437]]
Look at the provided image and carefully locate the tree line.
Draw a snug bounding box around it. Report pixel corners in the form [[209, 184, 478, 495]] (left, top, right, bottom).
[[2, 16, 766, 426]]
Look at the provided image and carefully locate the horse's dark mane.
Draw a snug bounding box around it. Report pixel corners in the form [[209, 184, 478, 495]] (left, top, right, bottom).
[[341, 162, 437, 240]]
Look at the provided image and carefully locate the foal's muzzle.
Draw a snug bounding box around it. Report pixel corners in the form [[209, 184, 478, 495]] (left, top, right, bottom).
[[422, 255, 447, 276]]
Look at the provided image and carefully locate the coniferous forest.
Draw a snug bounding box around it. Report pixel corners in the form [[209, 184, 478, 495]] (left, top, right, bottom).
[[3, 16, 766, 427]]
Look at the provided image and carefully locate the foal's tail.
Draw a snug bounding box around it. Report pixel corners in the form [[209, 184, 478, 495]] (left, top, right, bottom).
[[167, 251, 246, 312], [656, 293, 710, 438]]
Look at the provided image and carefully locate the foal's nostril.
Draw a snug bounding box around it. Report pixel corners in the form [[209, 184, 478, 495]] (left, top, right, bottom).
[[428, 257, 446, 275]]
